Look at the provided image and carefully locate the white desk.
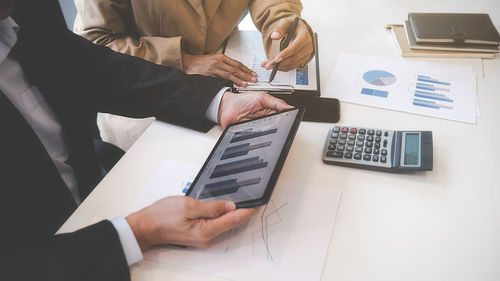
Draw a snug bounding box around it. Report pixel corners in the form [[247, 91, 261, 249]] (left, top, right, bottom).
[[59, 0, 500, 280]]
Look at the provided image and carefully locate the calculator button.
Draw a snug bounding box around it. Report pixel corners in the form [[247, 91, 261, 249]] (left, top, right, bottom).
[[338, 139, 346, 145], [380, 155, 387, 163], [363, 154, 371, 161], [333, 127, 340, 133], [340, 134, 347, 139], [374, 143, 380, 148], [356, 141, 364, 147], [357, 135, 365, 141], [381, 149, 387, 156], [364, 147, 372, 154], [354, 153, 362, 160], [328, 144, 336, 150], [347, 140, 355, 146], [384, 131, 389, 137], [383, 140, 388, 147], [373, 155, 379, 162], [344, 152, 353, 159], [366, 135, 374, 141], [367, 130, 374, 135], [375, 136, 381, 142], [332, 133, 339, 138], [330, 139, 337, 145], [376, 130, 382, 136], [337, 145, 345, 151], [358, 129, 366, 134], [365, 141, 373, 147], [350, 128, 357, 134], [346, 146, 354, 152], [355, 147, 363, 153], [348, 134, 356, 140], [341, 127, 349, 133], [327, 151, 343, 158], [373, 148, 380, 154]]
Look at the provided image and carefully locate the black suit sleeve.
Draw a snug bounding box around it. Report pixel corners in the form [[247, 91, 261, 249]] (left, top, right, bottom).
[[14, 0, 232, 132], [0, 95, 130, 281], [66, 31, 232, 131], [3, 221, 129, 281]]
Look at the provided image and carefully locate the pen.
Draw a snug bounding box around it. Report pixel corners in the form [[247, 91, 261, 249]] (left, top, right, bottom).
[[269, 16, 300, 83]]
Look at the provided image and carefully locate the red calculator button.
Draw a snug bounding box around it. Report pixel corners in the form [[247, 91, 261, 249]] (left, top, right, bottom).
[[341, 127, 349, 133], [350, 128, 357, 134]]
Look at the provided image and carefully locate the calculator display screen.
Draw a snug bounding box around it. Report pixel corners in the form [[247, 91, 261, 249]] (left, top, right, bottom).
[[403, 133, 420, 166]]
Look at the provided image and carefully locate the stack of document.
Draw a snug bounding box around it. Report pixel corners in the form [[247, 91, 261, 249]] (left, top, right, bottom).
[[389, 13, 500, 58]]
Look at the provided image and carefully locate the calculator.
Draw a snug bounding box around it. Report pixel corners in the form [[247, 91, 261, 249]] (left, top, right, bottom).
[[322, 126, 433, 172]]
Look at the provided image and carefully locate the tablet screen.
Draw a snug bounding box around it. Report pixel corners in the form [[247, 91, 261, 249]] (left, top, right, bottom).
[[186, 108, 303, 207]]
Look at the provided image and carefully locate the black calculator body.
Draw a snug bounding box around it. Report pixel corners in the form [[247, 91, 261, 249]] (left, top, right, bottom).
[[323, 126, 433, 172]]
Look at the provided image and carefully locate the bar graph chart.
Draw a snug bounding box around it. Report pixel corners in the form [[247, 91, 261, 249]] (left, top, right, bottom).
[[221, 141, 272, 160], [211, 156, 268, 179], [361, 87, 388, 98], [199, 178, 261, 199], [231, 128, 278, 143], [412, 75, 454, 110]]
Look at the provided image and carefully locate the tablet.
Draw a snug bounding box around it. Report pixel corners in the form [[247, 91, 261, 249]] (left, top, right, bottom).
[[186, 107, 304, 208]]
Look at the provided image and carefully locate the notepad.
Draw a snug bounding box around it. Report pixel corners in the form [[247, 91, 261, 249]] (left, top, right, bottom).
[[224, 29, 320, 95]]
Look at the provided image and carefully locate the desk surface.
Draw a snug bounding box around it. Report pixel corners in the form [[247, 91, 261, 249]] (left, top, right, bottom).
[[59, 0, 500, 280]]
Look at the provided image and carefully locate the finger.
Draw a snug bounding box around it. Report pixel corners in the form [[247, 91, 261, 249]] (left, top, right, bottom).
[[222, 55, 256, 77], [270, 18, 294, 40], [278, 44, 313, 71], [212, 68, 248, 87], [262, 56, 283, 70], [274, 29, 311, 65], [217, 62, 257, 84], [258, 92, 294, 112], [187, 199, 236, 219], [206, 207, 260, 235]]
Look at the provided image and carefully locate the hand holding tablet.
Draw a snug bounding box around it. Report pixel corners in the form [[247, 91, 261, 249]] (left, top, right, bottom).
[[186, 107, 305, 208]]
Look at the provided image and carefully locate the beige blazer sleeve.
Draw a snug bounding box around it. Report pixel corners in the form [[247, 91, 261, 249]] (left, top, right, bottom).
[[73, 0, 184, 70], [249, 0, 315, 69]]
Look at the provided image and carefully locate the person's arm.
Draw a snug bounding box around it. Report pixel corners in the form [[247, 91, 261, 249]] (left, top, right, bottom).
[[73, 0, 258, 87], [73, 0, 184, 70], [249, 0, 315, 71], [65, 30, 229, 131]]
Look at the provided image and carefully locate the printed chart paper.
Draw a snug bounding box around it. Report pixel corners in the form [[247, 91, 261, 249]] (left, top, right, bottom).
[[131, 160, 342, 281], [324, 54, 477, 124], [224, 29, 317, 92]]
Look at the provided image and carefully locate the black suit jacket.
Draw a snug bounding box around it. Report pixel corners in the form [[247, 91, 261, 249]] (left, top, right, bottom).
[[0, 0, 230, 280]]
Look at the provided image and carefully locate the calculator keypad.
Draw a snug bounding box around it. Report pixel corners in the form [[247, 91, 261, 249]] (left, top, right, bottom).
[[323, 126, 393, 168]]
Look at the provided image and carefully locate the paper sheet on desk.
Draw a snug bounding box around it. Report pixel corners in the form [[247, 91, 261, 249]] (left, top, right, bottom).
[[128, 160, 200, 214], [324, 53, 477, 124], [224, 29, 318, 92], [134, 161, 342, 281]]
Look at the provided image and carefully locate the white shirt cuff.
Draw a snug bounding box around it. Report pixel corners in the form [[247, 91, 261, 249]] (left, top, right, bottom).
[[205, 87, 231, 123], [110, 216, 143, 266]]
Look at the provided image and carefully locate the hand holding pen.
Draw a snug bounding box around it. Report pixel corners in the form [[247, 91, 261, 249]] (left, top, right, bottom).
[[262, 17, 315, 79]]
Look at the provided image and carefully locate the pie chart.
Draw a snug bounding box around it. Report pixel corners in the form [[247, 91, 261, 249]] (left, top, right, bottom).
[[363, 70, 396, 86]]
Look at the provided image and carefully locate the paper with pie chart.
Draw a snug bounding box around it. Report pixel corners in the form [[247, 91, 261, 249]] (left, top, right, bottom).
[[324, 54, 477, 124]]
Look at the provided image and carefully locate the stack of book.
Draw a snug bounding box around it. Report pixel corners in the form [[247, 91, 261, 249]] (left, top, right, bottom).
[[388, 13, 500, 58]]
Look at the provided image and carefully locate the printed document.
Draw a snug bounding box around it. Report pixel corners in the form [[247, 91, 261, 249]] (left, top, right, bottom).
[[224, 29, 317, 92], [324, 53, 477, 124], [129, 160, 342, 281]]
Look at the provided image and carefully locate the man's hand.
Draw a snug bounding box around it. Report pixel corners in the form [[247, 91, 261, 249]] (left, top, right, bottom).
[[126, 196, 259, 251], [217, 91, 293, 129], [182, 53, 257, 87], [261, 18, 314, 71]]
